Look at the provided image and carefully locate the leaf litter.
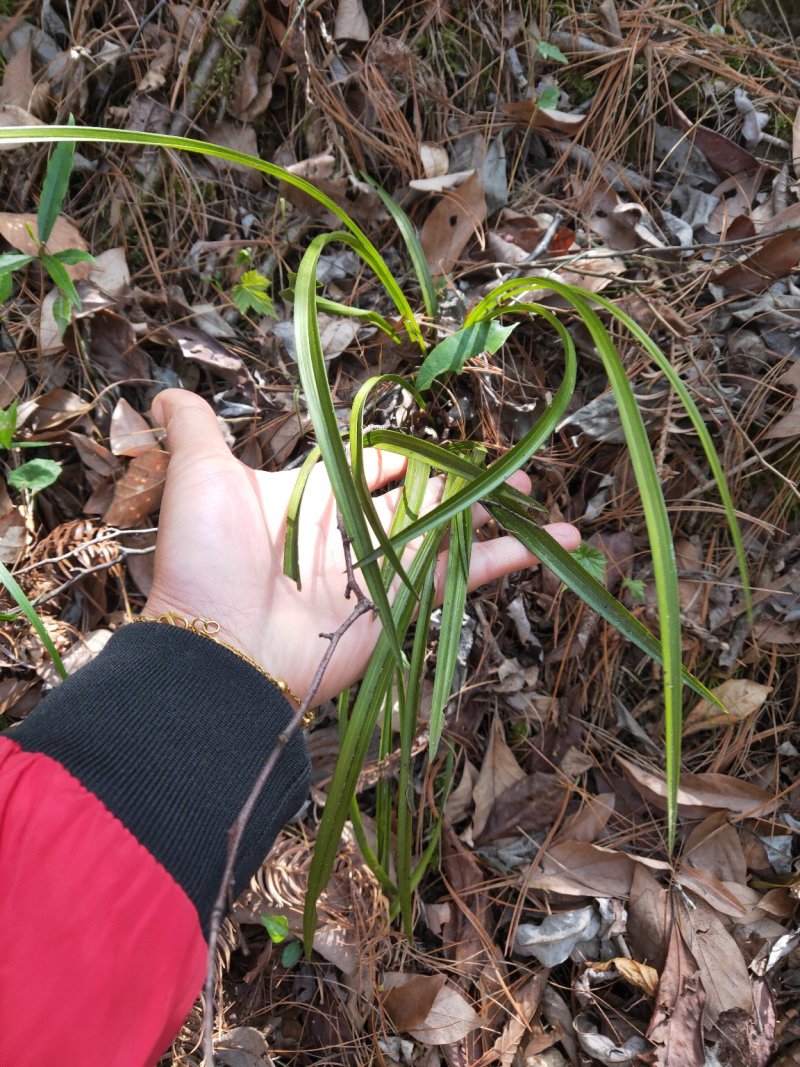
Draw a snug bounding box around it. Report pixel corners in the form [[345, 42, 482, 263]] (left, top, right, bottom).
[[0, 2, 799, 1065]]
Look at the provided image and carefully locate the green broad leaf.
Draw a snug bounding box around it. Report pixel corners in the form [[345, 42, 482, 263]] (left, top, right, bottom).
[[0, 272, 11, 303], [0, 253, 35, 273], [537, 85, 560, 110], [52, 293, 72, 336], [52, 248, 96, 266], [623, 577, 646, 603], [281, 940, 302, 967], [0, 559, 67, 678], [8, 458, 62, 492], [536, 40, 569, 64], [417, 320, 518, 391], [231, 268, 277, 317], [572, 543, 606, 585], [42, 254, 81, 309], [261, 914, 289, 943], [37, 116, 76, 246], [0, 399, 18, 449]]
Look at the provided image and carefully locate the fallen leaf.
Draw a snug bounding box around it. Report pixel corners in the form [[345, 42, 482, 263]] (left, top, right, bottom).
[[104, 449, 169, 526], [489, 971, 548, 1067], [334, 0, 370, 41], [525, 840, 669, 898], [674, 867, 751, 918], [710, 981, 776, 1067], [681, 811, 747, 884], [384, 974, 480, 1046], [38, 287, 65, 354], [764, 361, 800, 439], [668, 101, 760, 177], [0, 477, 26, 563], [420, 143, 449, 178], [444, 757, 478, 823], [716, 229, 800, 294], [205, 123, 262, 191], [794, 106, 800, 179], [312, 922, 358, 976], [87, 248, 130, 299], [229, 45, 273, 122], [167, 324, 249, 384], [0, 213, 90, 276], [109, 398, 160, 457], [420, 172, 487, 277], [442, 829, 494, 978], [589, 957, 659, 997], [0, 103, 47, 144], [628, 864, 670, 971], [0, 42, 47, 116], [683, 679, 771, 736], [514, 906, 599, 966], [499, 100, 586, 134], [676, 894, 753, 1023], [214, 1025, 274, 1066], [470, 717, 526, 840], [618, 756, 780, 819], [646, 921, 705, 1067], [317, 313, 361, 362], [574, 1013, 648, 1065], [410, 171, 477, 193], [0, 353, 26, 406], [556, 792, 616, 844], [477, 772, 562, 844], [138, 40, 174, 92]]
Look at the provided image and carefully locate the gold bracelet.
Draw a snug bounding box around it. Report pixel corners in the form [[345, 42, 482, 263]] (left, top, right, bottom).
[[131, 613, 314, 727]]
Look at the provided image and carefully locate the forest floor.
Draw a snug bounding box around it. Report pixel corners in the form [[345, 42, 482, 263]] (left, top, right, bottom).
[[0, 1, 799, 1065]]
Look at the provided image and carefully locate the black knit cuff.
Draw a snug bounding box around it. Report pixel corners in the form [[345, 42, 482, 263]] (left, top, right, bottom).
[[13, 623, 311, 931]]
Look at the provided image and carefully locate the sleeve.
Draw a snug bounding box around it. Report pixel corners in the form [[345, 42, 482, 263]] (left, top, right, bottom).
[[0, 622, 311, 1067]]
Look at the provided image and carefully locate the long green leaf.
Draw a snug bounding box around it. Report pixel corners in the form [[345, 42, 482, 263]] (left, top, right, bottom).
[[0, 125, 424, 349], [37, 117, 75, 245], [41, 254, 81, 309], [0, 561, 66, 679], [361, 174, 438, 321], [282, 446, 321, 587]]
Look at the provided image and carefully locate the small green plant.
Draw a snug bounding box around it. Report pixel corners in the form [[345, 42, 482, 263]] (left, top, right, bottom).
[[0, 126, 752, 943], [0, 118, 95, 335]]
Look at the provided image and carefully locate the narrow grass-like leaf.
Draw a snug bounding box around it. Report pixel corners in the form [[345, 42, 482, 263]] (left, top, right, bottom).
[[0, 126, 424, 349], [37, 116, 75, 245], [0, 560, 66, 679], [487, 504, 724, 708], [361, 174, 438, 321], [282, 446, 321, 587]]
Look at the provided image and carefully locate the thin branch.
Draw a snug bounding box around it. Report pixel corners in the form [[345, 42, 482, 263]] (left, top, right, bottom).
[[202, 516, 374, 1064]]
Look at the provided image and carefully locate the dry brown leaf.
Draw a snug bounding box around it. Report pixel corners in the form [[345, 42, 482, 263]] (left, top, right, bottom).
[[0, 42, 48, 116], [229, 45, 273, 122], [444, 757, 478, 823], [470, 717, 525, 840], [384, 974, 480, 1046], [205, 123, 262, 190], [384, 973, 446, 1031], [109, 398, 160, 458], [525, 840, 669, 898], [138, 40, 174, 91], [0, 477, 26, 563], [334, 0, 370, 41], [646, 921, 705, 1067], [442, 829, 494, 978], [794, 106, 800, 179], [764, 362, 800, 440], [668, 101, 760, 177], [628, 864, 670, 971], [38, 287, 65, 355], [0, 104, 47, 144], [87, 248, 130, 299], [556, 792, 616, 844], [166, 324, 249, 385], [420, 172, 487, 277], [28, 388, 90, 430], [0, 213, 89, 273], [675, 537, 704, 623], [676, 895, 753, 1024], [618, 756, 780, 819], [0, 353, 25, 406], [499, 100, 586, 134], [590, 957, 659, 997], [104, 450, 169, 526], [716, 229, 800, 293], [488, 971, 548, 1067], [684, 679, 771, 736], [477, 772, 562, 844], [69, 433, 119, 477], [681, 812, 747, 884], [673, 866, 751, 918]]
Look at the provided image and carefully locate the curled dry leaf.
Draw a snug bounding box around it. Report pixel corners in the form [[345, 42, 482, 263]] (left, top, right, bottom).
[[514, 906, 600, 967], [0, 477, 26, 563], [109, 398, 160, 457], [668, 101, 760, 178], [498, 100, 586, 135], [525, 840, 669, 899], [587, 957, 659, 997], [618, 756, 780, 819], [104, 449, 169, 526], [420, 172, 487, 277], [470, 717, 525, 840], [0, 213, 90, 277], [383, 973, 480, 1045], [646, 921, 705, 1067], [229, 45, 273, 122], [420, 142, 449, 178], [334, 0, 370, 41], [683, 679, 771, 736]]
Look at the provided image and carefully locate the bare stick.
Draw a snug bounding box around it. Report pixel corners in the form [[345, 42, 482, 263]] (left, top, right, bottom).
[[201, 518, 374, 1064]]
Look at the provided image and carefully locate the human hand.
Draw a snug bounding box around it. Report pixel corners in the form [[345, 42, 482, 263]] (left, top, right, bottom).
[[144, 390, 580, 707]]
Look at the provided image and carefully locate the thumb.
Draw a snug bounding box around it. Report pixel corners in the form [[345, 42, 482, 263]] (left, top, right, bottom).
[[151, 389, 234, 465]]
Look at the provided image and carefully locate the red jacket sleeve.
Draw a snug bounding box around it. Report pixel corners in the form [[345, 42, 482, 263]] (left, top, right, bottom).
[[0, 623, 311, 1067]]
